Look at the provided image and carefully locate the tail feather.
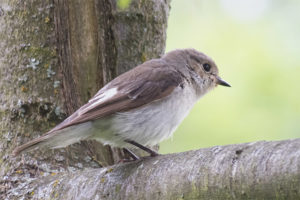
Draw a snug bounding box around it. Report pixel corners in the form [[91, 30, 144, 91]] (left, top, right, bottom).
[[12, 122, 93, 156], [12, 132, 59, 156]]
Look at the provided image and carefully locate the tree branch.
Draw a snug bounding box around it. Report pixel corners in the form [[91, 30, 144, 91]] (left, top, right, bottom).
[[6, 139, 300, 199]]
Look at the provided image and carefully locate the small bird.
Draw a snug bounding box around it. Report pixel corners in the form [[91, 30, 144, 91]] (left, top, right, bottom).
[[13, 49, 230, 159]]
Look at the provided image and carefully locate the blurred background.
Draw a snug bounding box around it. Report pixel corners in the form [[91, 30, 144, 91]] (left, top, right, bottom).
[[160, 0, 300, 153]]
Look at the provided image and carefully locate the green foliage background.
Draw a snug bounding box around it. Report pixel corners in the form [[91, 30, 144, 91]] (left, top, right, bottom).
[[160, 0, 300, 153]]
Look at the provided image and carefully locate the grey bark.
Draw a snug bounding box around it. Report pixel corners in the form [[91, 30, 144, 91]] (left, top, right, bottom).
[[4, 139, 300, 200], [0, 0, 169, 198]]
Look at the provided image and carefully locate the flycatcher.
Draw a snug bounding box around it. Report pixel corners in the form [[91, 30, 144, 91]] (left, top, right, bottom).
[[13, 48, 230, 159]]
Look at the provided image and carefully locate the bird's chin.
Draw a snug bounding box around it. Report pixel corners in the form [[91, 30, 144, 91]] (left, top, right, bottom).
[[206, 79, 216, 89], [198, 82, 214, 96], [208, 84, 216, 92]]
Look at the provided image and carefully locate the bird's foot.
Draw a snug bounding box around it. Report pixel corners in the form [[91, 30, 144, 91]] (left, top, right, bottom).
[[124, 139, 161, 157]]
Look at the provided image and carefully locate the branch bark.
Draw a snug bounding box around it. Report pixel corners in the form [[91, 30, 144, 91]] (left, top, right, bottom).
[[5, 139, 300, 199]]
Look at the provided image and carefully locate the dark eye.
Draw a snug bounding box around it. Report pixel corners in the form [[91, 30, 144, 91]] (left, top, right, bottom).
[[203, 63, 211, 72]]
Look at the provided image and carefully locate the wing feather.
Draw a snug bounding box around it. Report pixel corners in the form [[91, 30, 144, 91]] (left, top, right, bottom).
[[48, 60, 185, 133]]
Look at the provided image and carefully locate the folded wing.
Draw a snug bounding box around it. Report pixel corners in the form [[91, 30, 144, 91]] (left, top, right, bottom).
[[48, 60, 185, 133]]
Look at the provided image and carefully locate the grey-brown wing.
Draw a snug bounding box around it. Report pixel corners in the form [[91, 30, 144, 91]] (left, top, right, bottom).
[[48, 60, 184, 133]]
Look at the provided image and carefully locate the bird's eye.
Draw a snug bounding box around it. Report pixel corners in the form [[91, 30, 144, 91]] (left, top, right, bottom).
[[203, 63, 211, 72]]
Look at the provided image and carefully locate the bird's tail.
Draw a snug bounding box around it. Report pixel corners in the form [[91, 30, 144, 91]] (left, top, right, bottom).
[[12, 122, 93, 156]]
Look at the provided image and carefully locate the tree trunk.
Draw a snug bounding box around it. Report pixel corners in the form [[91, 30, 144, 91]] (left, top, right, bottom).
[[0, 0, 170, 197]]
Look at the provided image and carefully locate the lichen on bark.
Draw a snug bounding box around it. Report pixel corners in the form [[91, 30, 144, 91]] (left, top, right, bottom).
[[0, 0, 63, 177]]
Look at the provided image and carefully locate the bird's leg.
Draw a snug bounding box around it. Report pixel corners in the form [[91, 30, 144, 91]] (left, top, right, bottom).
[[124, 139, 160, 157], [123, 148, 140, 160]]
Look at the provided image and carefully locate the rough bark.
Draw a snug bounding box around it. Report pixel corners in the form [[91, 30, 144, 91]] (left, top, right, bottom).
[[0, 0, 169, 198], [4, 139, 300, 199]]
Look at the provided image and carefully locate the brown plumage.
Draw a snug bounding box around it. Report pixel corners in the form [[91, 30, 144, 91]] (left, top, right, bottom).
[[13, 49, 230, 157], [13, 59, 184, 156]]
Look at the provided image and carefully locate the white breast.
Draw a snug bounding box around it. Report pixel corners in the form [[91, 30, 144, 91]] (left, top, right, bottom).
[[93, 82, 199, 147]]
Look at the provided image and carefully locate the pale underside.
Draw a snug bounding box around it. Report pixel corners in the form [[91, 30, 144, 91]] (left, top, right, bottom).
[[92, 83, 199, 147], [51, 82, 199, 148]]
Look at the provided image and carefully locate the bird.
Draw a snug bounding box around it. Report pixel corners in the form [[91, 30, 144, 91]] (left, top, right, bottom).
[[13, 48, 230, 159]]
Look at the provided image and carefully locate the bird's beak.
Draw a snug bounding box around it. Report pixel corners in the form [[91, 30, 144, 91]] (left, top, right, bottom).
[[216, 76, 231, 87]]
